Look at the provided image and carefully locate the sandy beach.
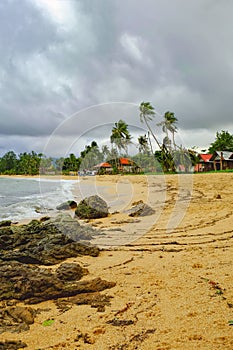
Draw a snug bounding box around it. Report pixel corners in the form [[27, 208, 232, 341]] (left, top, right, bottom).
[[0, 173, 233, 349]]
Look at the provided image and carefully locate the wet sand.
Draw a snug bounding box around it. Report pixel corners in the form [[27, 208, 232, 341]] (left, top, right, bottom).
[[1, 173, 233, 349]]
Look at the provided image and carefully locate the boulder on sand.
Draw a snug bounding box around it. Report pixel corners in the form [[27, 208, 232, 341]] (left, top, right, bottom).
[[56, 200, 77, 210], [126, 200, 155, 217], [75, 195, 109, 219]]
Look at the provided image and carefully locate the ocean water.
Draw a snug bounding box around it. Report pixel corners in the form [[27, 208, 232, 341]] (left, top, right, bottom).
[[0, 177, 78, 221]]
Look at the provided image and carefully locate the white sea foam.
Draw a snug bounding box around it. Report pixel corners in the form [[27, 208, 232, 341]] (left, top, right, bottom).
[[0, 177, 78, 221]]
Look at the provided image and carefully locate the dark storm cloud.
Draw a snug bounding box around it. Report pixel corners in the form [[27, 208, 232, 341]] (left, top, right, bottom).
[[0, 0, 232, 155]]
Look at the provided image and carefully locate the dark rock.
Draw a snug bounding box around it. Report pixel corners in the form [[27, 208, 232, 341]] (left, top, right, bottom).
[[56, 200, 77, 210], [0, 305, 35, 334], [0, 220, 11, 227], [0, 340, 27, 350], [126, 200, 155, 217], [56, 263, 88, 281], [0, 215, 100, 265], [56, 292, 113, 312], [0, 261, 116, 304], [39, 216, 50, 222], [45, 213, 98, 241], [75, 195, 109, 219]]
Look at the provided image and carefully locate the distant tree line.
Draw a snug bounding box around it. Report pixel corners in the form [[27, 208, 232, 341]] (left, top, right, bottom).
[[0, 102, 232, 175]]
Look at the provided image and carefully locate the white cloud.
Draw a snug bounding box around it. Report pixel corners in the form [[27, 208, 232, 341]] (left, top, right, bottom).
[[33, 0, 76, 29], [120, 33, 143, 61]]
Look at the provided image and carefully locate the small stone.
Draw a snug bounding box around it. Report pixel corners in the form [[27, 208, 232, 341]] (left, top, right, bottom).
[[56, 200, 77, 210], [126, 201, 155, 217]]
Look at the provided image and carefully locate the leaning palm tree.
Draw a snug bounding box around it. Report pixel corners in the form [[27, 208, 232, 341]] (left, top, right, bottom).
[[139, 102, 161, 150], [110, 119, 132, 155], [165, 111, 178, 148]]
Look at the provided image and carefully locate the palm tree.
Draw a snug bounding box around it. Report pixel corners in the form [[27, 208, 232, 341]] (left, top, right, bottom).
[[101, 145, 110, 160], [110, 119, 132, 155], [139, 102, 161, 150], [158, 111, 178, 149], [138, 134, 150, 154]]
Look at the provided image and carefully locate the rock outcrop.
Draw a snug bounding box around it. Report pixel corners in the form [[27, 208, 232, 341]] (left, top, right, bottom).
[[0, 214, 116, 339], [0, 261, 115, 304], [0, 220, 11, 227], [0, 305, 35, 334], [75, 195, 109, 219], [0, 340, 27, 350], [0, 215, 100, 265]]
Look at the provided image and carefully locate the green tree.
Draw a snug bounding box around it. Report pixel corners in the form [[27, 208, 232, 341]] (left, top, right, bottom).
[[17, 151, 42, 175], [62, 153, 80, 174], [110, 119, 132, 154], [0, 151, 18, 174], [138, 134, 150, 154], [208, 130, 233, 153]]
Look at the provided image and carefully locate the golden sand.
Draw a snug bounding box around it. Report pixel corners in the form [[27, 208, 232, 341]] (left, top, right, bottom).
[[1, 173, 233, 349]]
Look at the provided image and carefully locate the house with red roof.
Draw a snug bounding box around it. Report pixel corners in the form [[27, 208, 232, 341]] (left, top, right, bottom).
[[93, 161, 113, 174], [94, 158, 141, 174], [194, 154, 213, 172]]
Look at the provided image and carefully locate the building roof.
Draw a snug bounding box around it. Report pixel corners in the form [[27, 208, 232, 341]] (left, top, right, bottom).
[[119, 157, 132, 165], [199, 154, 213, 162], [210, 151, 233, 161], [94, 162, 112, 168]]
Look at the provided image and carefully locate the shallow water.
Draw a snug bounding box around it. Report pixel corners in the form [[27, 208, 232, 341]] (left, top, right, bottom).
[[0, 177, 78, 221]]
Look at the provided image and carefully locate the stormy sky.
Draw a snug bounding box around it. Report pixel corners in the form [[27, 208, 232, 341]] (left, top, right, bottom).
[[0, 0, 233, 157]]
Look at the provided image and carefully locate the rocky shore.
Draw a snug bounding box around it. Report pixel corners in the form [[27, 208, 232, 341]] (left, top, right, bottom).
[[0, 210, 116, 350]]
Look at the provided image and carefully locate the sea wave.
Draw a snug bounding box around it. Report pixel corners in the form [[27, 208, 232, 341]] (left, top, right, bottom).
[[0, 177, 78, 221]]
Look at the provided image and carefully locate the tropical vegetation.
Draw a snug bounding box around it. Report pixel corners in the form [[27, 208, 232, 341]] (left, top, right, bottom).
[[0, 102, 232, 175]]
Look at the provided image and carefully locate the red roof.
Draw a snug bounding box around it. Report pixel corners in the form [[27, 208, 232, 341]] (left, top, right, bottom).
[[199, 154, 212, 162], [119, 158, 131, 165], [94, 162, 112, 168]]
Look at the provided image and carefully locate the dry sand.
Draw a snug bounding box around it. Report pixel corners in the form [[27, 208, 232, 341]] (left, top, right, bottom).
[[1, 173, 233, 349]]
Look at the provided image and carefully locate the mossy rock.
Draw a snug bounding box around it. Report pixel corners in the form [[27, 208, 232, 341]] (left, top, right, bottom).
[[75, 195, 108, 219]]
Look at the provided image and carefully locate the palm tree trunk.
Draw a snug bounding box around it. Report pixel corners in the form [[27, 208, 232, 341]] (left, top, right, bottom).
[[147, 131, 154, 154], [172, 131, 176, 149], [144, 117, 161, 150]]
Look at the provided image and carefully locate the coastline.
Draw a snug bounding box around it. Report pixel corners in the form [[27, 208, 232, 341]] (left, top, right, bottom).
[[1, 173, 233, 349]]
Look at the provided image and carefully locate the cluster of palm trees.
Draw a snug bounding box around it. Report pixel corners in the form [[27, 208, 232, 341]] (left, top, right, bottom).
[[109, 102, 189, 172]]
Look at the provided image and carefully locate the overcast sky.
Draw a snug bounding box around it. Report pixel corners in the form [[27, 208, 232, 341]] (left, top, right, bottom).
[[0, 0, 233, 157]]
